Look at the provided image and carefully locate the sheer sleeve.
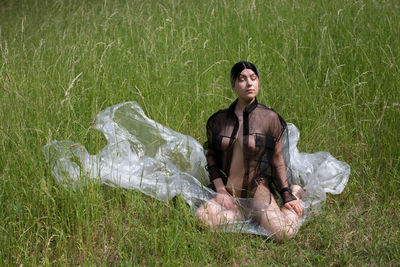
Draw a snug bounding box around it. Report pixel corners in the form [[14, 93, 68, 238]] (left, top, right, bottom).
[[205, 114, 224, 182], [270, 113, 297, 204]]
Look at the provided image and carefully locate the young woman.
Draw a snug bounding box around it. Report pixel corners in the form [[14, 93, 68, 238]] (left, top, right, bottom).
[[196, 61, 304, 241]]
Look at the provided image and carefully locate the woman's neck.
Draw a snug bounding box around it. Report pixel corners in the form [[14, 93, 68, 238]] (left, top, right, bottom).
[[236, 98, 255, 111]]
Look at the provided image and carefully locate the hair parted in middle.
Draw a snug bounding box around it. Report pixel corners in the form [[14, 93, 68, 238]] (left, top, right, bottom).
[[230, 61, 259, 87]]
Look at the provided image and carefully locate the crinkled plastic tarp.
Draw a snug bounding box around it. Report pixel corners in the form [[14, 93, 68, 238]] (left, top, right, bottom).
[[42, 102, 350, 236]]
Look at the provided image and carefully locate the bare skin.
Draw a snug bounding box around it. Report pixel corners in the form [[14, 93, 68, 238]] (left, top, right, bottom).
[[226, 106, 246, 196], [196, 68, 304, 241]]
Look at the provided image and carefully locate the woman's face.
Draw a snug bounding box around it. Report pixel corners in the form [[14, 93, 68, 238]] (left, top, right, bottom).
[[232, 68, 259, 103]]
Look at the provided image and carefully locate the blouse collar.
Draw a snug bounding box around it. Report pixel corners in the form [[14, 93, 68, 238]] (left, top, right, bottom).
[[228, 97, 258, 113]]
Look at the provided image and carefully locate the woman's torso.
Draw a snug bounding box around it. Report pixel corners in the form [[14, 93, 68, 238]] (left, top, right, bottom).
[[209, 99, 285, 197]]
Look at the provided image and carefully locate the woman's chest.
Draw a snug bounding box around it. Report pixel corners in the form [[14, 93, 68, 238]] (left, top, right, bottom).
[[215, 118, 274, 154]]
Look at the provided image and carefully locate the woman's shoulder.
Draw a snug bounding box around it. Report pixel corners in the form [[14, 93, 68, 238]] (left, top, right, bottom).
[[206, 107, 234, 131], [255, 103, 279, 116], [207, 108, 230, 121], [255, 103, 287, 126]]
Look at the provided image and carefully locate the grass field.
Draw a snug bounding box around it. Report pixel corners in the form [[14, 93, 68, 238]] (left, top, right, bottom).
[[1, 0, 399, 265]]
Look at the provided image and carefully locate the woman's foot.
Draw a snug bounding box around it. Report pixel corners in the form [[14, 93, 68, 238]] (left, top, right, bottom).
[[291, 185, 305, 200]]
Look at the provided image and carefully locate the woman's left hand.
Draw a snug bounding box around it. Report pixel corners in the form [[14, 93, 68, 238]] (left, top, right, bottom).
[[284, 199, 303, 217]]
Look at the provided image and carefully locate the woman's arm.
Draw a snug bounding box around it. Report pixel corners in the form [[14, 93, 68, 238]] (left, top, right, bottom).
[[213, 178, 227, 193], [206, 135, 235, 209], [205, 114, 225, 183], [205, 115, 235, 209], [272, 139, 302, 216], [272, 139, 291, 192]]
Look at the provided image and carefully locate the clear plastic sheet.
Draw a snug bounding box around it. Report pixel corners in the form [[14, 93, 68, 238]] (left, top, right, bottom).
[[42, 102, 350, 237]]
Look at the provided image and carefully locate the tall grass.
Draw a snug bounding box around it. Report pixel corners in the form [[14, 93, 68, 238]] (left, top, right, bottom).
[[0, 0, 399, 265]]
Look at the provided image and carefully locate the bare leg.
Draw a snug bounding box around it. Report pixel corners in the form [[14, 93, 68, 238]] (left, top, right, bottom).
[[252, 184, 304, 242], [196, 198, 242, 229], [279, 185, 305, 232]]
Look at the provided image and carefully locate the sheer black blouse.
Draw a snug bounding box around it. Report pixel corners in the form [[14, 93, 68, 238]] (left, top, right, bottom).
[[205, 98, 296, 204]]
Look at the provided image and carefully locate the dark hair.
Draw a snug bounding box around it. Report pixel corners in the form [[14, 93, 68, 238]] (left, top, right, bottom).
[[230, 61, 259, 87]]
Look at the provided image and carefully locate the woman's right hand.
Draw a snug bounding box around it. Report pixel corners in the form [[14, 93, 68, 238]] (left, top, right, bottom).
[[212, 178, 236, 210], [215, 188, 236, 210]]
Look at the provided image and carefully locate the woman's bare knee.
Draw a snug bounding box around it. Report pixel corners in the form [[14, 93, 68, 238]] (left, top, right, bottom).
[[196, 202, 216, 228], [196, 199, 241, 228], [258, 205, 299, 241]]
